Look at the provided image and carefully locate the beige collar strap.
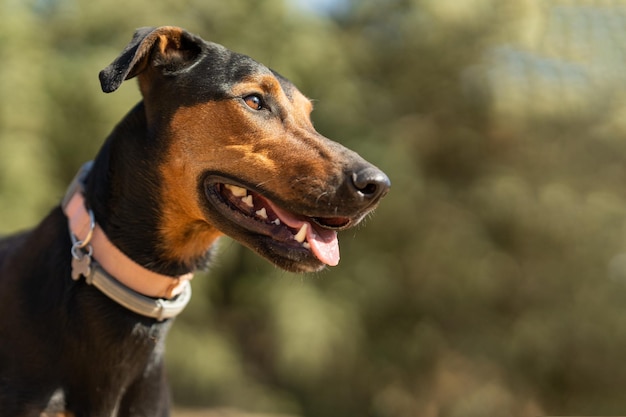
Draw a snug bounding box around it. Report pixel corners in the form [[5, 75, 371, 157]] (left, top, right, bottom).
[[61, 162, 193, 320]]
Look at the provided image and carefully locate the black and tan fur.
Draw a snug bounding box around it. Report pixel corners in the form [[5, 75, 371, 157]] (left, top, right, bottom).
[[0, 27, 389, 416]]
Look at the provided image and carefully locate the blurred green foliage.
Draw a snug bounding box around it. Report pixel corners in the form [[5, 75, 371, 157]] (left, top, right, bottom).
[[3, 0, 626, 415]]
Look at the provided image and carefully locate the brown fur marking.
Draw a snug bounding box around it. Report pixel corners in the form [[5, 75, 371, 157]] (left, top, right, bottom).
[[159, 74, 338, 263]]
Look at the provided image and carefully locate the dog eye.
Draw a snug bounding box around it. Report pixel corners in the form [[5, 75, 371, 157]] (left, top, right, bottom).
[[243, 94, 265, 111]]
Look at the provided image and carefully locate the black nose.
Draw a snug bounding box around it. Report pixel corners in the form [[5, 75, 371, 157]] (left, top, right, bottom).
[[351, 166, 391, 202]]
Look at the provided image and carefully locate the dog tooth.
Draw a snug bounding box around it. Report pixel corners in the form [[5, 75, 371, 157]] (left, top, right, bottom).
[[241, 195, 254, 208], [294, 223, 308, 243], [225, 184, 248, 197], [273, 219, 281, 226], [255, 207, 268, 219], [302, 242, 311, 249]]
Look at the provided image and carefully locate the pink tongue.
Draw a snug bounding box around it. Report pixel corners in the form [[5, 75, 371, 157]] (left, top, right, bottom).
[[307, 226, 340, 266], [266, 201, 340, 266]]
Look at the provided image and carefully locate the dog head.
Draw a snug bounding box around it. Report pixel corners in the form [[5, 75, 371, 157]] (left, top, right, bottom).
[[98, 26, 390, 273]]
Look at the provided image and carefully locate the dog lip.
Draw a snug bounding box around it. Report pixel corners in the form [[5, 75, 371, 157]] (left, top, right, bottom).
[[202, 177, 312, 235], [202, 175, 350, 267], [205, 182, 292, 239], [203, 175, 355, 229], [203, 180, 326, 271], [311, 216, 352, 231]]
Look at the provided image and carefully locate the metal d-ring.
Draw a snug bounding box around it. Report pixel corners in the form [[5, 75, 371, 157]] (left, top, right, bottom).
[[70, 207, 96, 260]]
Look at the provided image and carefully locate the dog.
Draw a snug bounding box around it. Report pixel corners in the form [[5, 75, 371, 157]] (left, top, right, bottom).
[[0, 26, 390, 416]]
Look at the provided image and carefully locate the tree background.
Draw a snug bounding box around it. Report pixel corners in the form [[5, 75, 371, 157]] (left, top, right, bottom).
[[2, 0, 626, 416]]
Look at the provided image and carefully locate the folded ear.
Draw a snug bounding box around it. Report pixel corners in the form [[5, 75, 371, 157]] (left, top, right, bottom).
[[99, 26, 203, 93]]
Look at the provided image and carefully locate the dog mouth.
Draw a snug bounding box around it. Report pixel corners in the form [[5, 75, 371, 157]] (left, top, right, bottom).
[[205, 179, 354, 269]]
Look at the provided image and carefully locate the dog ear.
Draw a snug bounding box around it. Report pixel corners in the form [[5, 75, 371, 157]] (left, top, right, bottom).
[[99, 26, 203, 93]]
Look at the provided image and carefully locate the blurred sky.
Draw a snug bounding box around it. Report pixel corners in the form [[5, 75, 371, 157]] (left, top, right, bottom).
[[289, 0, 347, 15]]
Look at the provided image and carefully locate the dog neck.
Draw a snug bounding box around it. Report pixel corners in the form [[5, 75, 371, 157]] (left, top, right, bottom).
[[62, 162, 193, 319], [84, 103, 215, 276]]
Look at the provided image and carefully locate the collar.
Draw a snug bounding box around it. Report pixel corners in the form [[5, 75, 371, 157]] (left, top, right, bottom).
[[61, 162, 193, 321]]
